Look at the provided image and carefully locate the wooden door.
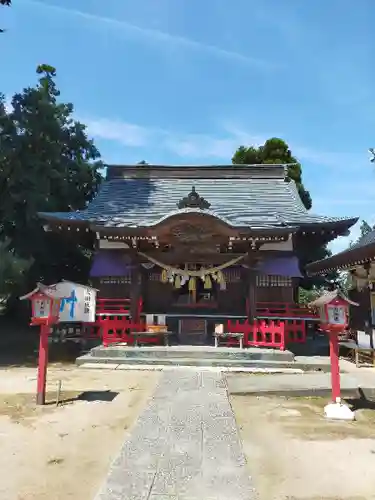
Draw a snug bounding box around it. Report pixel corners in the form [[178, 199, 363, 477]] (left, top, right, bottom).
[[178, 318, 207, 345]]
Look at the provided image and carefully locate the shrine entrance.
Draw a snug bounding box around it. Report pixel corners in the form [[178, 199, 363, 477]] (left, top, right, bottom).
[[170, 265, 219, 345], [178, 317, 208, 345]]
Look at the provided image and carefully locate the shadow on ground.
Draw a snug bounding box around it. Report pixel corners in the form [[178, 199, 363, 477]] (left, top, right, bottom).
[[288, 333, 329, 357], [45, 390, 119, 406], [345, 388, 375, 412]]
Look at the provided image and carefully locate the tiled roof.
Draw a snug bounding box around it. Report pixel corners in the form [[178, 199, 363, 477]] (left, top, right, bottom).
[[348, 228, 375, 251], [39, 165, 357, 231], [307, 228, 375, 274]]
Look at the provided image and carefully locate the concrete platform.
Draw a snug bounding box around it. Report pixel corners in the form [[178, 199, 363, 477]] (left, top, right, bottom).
[[86, 345, 295, 361], [79, 363, 304, 374], [226, 372, 369, 398]]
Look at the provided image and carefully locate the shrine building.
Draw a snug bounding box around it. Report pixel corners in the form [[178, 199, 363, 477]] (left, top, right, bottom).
[[307, 228, 375, 333], [38, 164, 357, 346]]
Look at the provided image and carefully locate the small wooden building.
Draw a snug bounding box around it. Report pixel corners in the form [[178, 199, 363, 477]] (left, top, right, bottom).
[[307, 229, 375, 331], [38, 164, 356, 345]]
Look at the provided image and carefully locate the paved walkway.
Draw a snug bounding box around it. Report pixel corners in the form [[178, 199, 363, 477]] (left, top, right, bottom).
[[95, 369, 255, 500]]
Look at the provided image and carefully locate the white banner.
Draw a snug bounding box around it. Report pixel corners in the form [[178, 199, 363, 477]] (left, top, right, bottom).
[[54, 281, 97, 323]]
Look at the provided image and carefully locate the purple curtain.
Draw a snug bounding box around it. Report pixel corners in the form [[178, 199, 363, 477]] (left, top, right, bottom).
[[89, 250, 133, 277], [256, 256, 302, 278]]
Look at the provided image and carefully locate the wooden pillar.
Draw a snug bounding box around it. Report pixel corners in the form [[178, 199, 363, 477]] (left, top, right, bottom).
[[247, 253, 258, 323], [364, 263, 374, 350], [130, 261, 142, 323], [36, 323, 49, 405], [328, 329, 341, 402]]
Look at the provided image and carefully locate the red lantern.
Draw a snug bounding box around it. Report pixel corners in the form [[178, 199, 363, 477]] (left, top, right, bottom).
[[20, 283, 66, 326], [309, 289, 358, 333]]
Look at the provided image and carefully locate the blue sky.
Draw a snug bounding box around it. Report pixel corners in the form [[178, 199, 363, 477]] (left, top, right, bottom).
[[2, 0, 375, 255]]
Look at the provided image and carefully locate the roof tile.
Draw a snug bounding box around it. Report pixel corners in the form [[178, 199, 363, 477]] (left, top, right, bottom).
[[39, 170, 356, 230]]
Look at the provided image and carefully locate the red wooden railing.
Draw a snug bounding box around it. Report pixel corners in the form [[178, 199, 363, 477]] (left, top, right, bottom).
[[226, 319, 286, 350], [83, 297, 144, 345], [82, 298, 314, 349], [101, 317, 143, 346], [255, 301, 317, 319]]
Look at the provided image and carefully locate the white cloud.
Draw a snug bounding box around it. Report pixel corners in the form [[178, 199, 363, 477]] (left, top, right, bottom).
[[163, 132, 266, 160], [83, 115, 359, 171], [82, 115, 273, 160], [84, 118, 150, 147], [23, 0, 278, 70]]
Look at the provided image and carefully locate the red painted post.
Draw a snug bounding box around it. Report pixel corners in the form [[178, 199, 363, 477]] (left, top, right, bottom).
[[328, 329, 341, 402], [36, 323, 49, 405]]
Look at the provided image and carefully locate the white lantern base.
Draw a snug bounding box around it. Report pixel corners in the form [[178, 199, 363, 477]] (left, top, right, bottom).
[[324, 400, 355, 421]]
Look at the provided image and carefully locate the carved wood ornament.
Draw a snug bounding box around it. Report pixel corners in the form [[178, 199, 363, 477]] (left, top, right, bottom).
[[171, 223, 216, 243]]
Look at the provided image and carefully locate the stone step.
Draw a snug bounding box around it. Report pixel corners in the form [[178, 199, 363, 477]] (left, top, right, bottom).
[[79, 363, 305, 374], [87, 345, 294, 362], [76, 354, 331, 372]]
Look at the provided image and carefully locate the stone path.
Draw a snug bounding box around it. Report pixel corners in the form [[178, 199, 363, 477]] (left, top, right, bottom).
[[95, 369, 256, 500]]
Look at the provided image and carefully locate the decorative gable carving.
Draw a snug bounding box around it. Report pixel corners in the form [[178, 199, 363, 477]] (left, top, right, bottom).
[[171, 223, 216, 243], [177, 186, 211, 210]]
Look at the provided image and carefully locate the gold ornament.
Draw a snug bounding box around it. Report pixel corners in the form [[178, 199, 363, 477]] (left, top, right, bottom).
[[204, 275, 212, 289], [188, 277, 196, 291], [161, 269, 168, 283]]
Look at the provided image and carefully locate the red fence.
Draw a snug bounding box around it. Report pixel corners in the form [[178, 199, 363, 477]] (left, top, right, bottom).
[[82, 298, 312, 349], [226, 319, 286, 350], [83, 297, 144, 344], [255, 301, 317, 320]]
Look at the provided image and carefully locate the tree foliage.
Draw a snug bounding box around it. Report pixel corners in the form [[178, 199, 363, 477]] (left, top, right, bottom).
[[0, 238, 31, 312], [0, 0, 11, 32], [232, 138, 312, 210], [0, 65, 103, 307], [356, 220, 373, 241]]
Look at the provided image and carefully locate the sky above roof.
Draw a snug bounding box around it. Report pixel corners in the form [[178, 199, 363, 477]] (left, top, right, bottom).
[[2, 0, 374, 254]]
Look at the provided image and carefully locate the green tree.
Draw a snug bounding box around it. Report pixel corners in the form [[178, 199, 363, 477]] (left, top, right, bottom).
[[0, 238, 31, 313], [232, 138, 333, 289], [0, 65, 103, 302], [358, 220, 373, 239], [348, 220, 373, 248], [0, 0, 11, 32], [232, 138, 312, 209]]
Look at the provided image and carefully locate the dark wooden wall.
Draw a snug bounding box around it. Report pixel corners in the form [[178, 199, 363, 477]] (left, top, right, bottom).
[[92, 274, 294, 313], [257, 287, 294, 303], [349, 288, 371, 330], [90, 277, 133, 299]]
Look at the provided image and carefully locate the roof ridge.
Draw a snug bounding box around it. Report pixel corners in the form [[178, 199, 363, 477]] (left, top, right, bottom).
[[106, 164, 287, 180]]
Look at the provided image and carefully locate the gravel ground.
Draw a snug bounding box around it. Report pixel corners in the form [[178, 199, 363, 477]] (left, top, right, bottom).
[[231, 394, 375, 500], [0, 365, 159, 500]]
